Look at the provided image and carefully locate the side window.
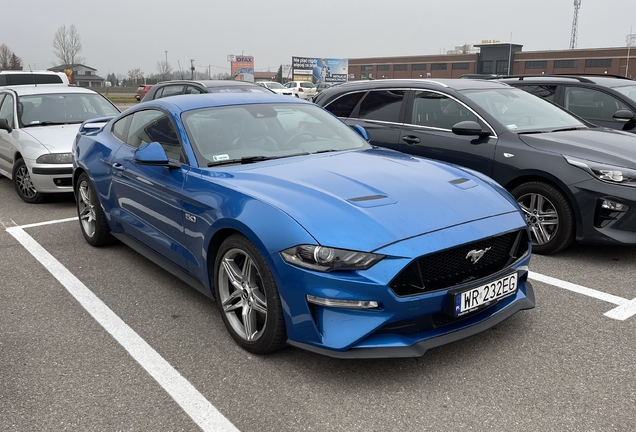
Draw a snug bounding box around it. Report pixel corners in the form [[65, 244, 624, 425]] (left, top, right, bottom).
[[357, 90, 405, 123], [410, 91, 481, 130], [517, 85, 557, 102], [157, 85, 185, 99], [564, 87, 628, 121], [324, 92, 365, 118], [185, 86, 205, 94], [111, 114, 131, 142], [0, 94, 15, 128], [127, 110, 184, 162]]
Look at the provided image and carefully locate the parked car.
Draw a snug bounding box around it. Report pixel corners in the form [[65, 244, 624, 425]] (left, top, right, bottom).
[[284, 81, 317, 99], [135, 84, 153, 101], [315, 82, 335, 93], [256, 81, 294, 96], [0, 70, 69, 88], [314, 78, 636, 254], [72, 92, 533, 358], [495, 75, 636, 133], [141, 80, 272, 102], [0, 85, 120, 203]]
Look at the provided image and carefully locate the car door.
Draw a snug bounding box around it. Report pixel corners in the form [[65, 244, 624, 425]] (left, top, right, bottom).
[[343, 89, 407, 152], [110, 108, 191, 269], [562, 86, 630, 130], [0, 93, 17, 176], [396, 89, 497, 176]]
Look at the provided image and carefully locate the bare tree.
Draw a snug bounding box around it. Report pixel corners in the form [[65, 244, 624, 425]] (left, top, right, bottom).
[[156, 60, 173, 81], [53, 24, 85, 65], [127, 67, 144, 84], [0, 44, 13, 70]]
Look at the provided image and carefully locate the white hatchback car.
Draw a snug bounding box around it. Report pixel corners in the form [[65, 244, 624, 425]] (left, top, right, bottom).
[[0, 85, 120, 203], [284, 81, 317, 99], [256, 81, 294, 96]]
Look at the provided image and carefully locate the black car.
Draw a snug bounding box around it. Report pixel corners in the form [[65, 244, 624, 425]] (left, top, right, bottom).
[[495, 75, 636, 133], [314, 78, 636, 254], [140, 79, 273, 102]]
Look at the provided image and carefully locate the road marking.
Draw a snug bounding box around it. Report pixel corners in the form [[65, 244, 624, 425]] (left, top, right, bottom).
[[529, 271, 636, 321], [6, 226, 239, 432]]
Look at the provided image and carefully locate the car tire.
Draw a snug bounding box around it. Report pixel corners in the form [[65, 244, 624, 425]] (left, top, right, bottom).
[[511, 181, 574, 255], [13, 158, 44, 204], [75, 172, 113, 247], [213, 234, 287, 354]]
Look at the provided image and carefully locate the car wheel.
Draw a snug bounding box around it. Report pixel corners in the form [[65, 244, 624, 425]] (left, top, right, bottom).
[[512, 181, 574, 255], [13, 158, 44, 203], [76, 172, 113, 247], [214, 234, 287, 354]]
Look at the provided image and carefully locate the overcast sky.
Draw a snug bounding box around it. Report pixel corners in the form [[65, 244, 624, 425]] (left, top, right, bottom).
[[3, 0, 634, 78]]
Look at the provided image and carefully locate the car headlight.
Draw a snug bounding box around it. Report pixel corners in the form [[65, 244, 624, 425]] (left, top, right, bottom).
[[565, 156, 636, 187], [281, 245, 384, 272], [36, 153, 73, 164]]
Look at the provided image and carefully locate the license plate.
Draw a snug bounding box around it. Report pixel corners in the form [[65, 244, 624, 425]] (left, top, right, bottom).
[[455, 273, 518, 316]]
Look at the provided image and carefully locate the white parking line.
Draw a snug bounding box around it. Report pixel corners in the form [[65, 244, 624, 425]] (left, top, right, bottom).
[[529, 271, 636, 321], [6, 226, 239, 432]]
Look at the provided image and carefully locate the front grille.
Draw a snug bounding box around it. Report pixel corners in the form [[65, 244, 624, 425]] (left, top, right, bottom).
[[390, 229, 529, 297]]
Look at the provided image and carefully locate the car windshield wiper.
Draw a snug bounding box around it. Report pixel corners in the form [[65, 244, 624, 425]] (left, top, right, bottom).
[[22, 121, 80, 128], [207, 152, 309, 167], [550, 127, 585, 133], [313, 149, 342, 154], [516, 130, 546, 135]]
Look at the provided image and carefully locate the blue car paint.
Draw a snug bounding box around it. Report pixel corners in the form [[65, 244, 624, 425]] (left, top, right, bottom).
[[73, 93, 534, 358]]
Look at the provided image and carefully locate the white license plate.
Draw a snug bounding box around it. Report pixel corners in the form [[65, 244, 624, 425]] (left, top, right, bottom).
[[455, 273, 518, 316]]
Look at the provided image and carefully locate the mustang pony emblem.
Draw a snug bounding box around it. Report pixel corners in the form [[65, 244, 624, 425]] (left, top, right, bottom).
[[466, 247, 491, 264]]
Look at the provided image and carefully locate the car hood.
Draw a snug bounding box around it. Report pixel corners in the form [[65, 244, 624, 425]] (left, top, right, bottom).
[[518, 128, 636, 167], [22, 124, 82, 153], [208, 149, 520, 252]]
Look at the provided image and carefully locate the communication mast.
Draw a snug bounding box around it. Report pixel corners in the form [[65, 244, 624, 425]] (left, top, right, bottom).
[[569, 0, 581, 49]]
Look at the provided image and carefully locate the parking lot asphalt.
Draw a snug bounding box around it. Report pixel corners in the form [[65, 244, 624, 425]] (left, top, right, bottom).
[[1, 175, 636, 432]]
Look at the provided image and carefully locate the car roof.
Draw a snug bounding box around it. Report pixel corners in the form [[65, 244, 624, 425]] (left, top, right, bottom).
[[156, 79, 261, 88], [323, 78, 511, 92], [142, 92, 310, 111], [496, 74, 635, 88], [2, 85, 99, 96]]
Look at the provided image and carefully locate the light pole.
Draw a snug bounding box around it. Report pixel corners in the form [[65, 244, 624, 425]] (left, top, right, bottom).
[[165, 50, 168, 65]]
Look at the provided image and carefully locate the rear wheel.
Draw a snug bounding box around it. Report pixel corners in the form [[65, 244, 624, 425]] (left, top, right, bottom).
[[213, 234, 287, 354], [512, 181, 574, 255], [76, 172, 113, 246], [13, 158, 44, 203]]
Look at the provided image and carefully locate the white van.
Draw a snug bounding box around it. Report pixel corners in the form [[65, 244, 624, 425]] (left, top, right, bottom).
[[0, 70, 70, 88]]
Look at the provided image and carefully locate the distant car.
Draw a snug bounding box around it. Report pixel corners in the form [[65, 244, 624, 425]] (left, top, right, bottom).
[[284, 81, 317, 99], [0, 70, 69, 89], [72, 92, 534, 358], [0, 85, 120, 203], [256, 81, 294, 96], [135, 84, 153, 101], [315, 78, 636, 254], [141, 80, 273, 102], [315, 82, 335, 93], [496, 74, 636, 133]]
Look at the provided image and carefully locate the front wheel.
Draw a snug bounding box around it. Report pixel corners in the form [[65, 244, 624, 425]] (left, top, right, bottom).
[[75, 172, 113, 246], [512, 181, 575, 255], [13, 158, 44, 203], [213, 234, 287, 354]]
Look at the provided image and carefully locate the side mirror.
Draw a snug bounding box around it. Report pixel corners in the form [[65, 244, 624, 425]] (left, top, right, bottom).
[[351, 124, 370, 141], [0, 118, 13, 133], [613, 109, 635, 123], [452, 121, 489, 137], [134, 142, 181, 167]]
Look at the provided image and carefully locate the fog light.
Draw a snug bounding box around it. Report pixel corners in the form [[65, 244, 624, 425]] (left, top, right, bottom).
[[601, 200, 627, 211], [306, 295, 378, 309]]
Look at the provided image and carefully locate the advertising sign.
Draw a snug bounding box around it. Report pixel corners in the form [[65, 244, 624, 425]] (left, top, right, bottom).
[[231, 55, 254, 82], [291, 57, 348, 84]]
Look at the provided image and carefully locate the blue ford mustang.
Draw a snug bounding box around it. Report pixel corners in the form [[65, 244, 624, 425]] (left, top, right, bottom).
[[72, 93, 534, 358]]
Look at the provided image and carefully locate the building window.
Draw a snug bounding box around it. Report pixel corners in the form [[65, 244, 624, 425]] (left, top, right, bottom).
[[480, 61, 493, 74], [361, 66, 373, 72], [452, 63, 469, 70], [585, 59, 612, 68], [412, 64, 427, 70], [431, 63, 447, 70], [525, 61, 548, 69], [554, 60, 578, 68], [394, 64, 407, 71], [496, 60, 509, 74], [85, 71, 92, 75], [377, 65, 390, 71]]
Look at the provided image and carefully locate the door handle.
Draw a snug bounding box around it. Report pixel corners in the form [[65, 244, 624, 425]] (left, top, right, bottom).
[[112, 162, 124, 171], [402, 135, 421, 145]]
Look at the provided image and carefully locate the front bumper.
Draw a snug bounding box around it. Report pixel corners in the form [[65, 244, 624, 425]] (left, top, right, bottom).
[[25, 158, 73, 193]]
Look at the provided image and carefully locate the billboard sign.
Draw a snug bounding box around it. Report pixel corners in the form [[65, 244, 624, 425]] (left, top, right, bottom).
[[231, 55, 254, 82], [291, 57, 348, 84]]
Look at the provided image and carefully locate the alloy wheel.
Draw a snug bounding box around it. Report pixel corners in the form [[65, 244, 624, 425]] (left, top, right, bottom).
[[78, 180, 97, 238], [517, 192, 559, 245], [15, 165, 37, 199]]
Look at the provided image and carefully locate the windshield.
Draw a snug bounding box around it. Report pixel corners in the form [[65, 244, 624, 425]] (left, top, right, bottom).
[[19, 93, 120, 126], [613, 85, 636, 105], [182, 103, 370, 166], [265, 82, 285, 89], [462, 88, 585, 132]]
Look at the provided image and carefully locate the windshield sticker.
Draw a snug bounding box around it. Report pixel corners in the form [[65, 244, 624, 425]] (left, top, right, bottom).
[[212, 154, 230, 162], [507, 124, 518, 129]]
